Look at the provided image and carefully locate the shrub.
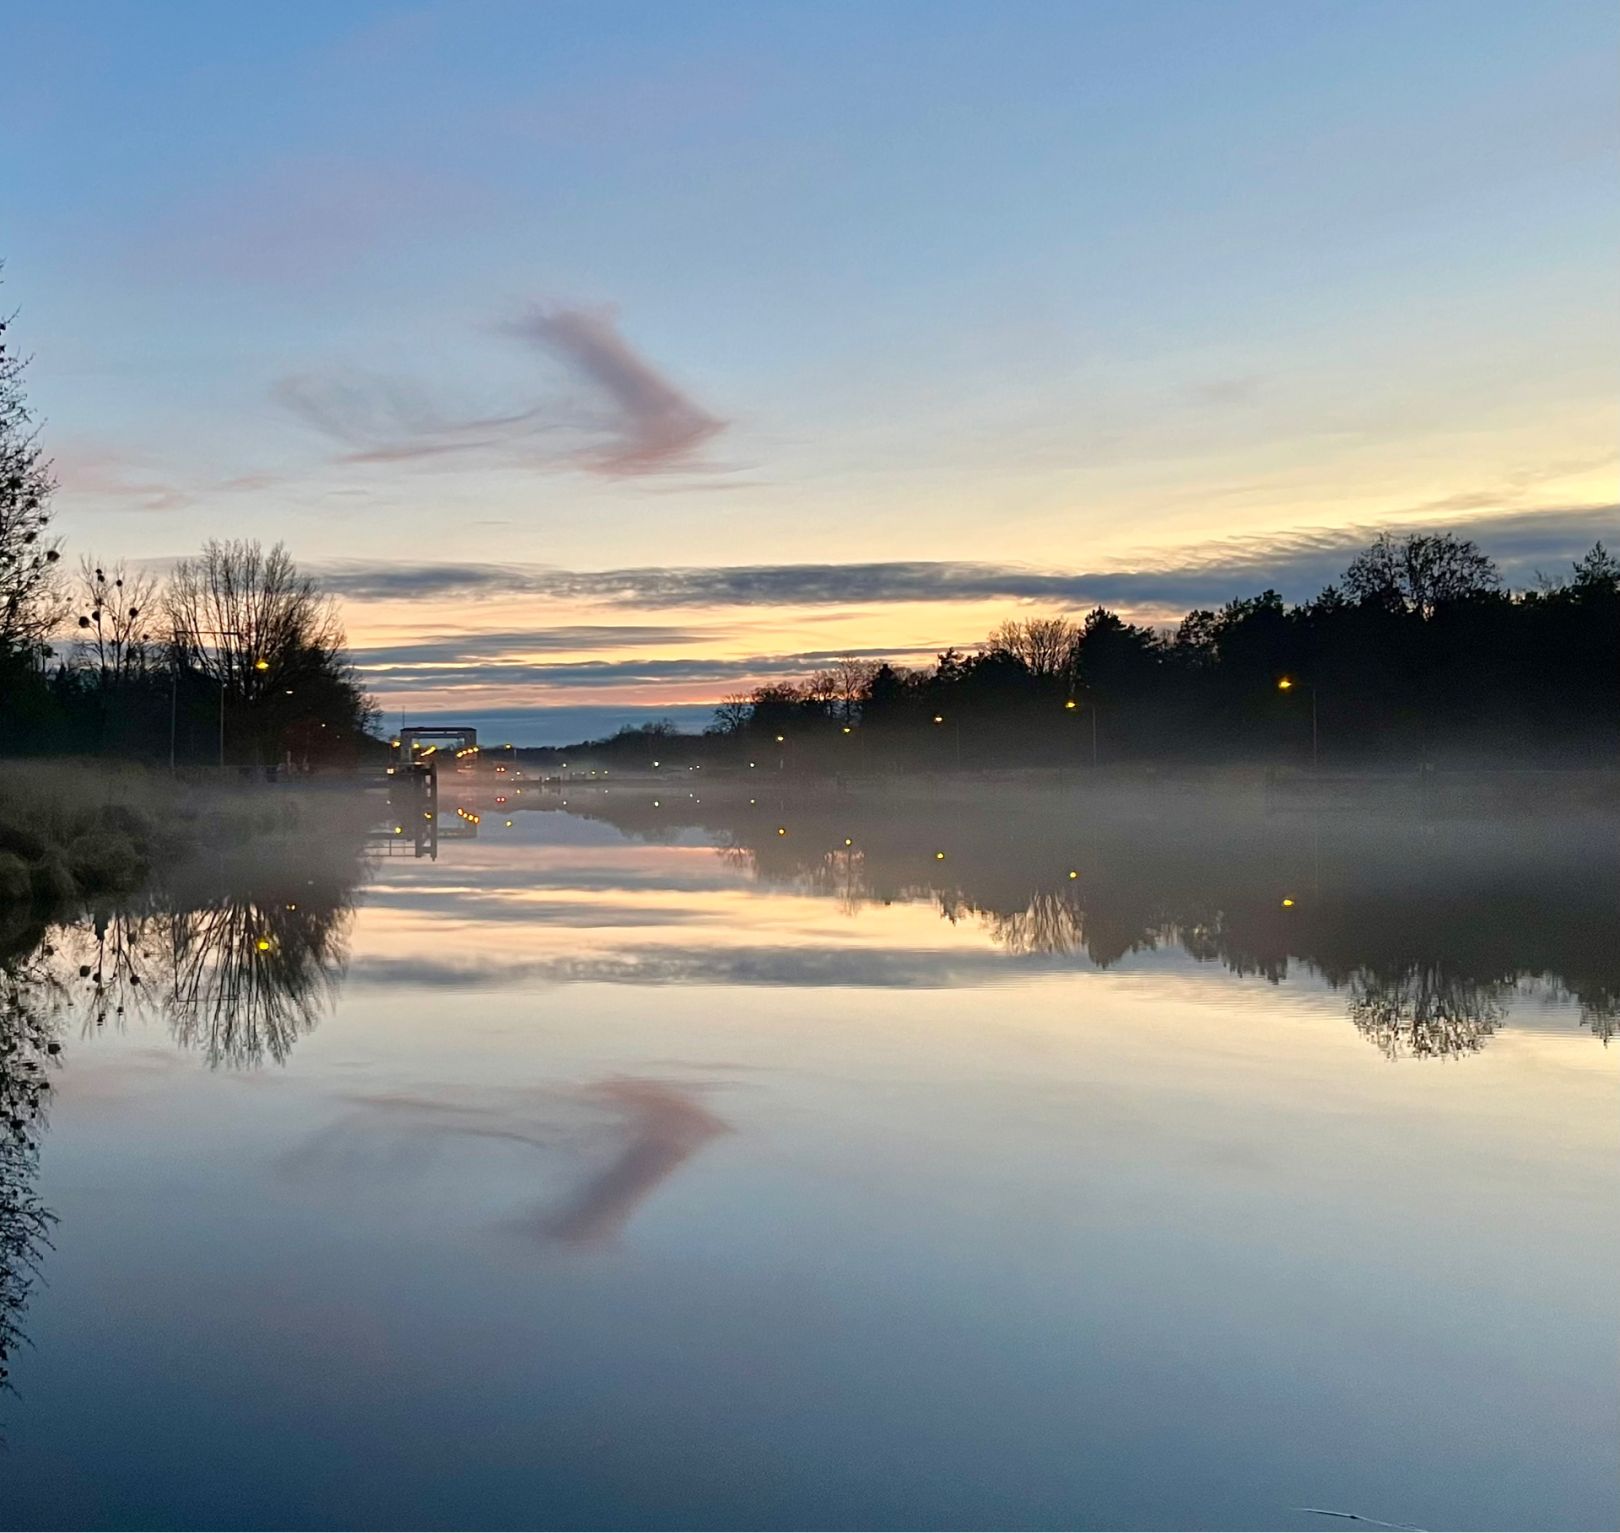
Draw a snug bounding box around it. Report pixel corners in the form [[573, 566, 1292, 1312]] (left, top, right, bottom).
[[0, 851, 31, 903], [65, 832, 145, 892], [29, 852, 78, 904]]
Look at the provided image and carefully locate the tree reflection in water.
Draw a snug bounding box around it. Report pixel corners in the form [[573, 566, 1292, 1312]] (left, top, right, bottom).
[[163, 894, 350, 1068], [0, 851, 362, 1408], [36, 883, 356, 1068], [564, 788, 1619, 1061], [1345, 967, 1508, 1060], [1, 926, 59, 1403]]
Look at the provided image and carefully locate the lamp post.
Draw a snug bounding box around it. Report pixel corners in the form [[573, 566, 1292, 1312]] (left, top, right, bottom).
[[183, 628, 267, 771], [1064, 697, 1098, 768], [1277, 676, 1318, 768], [840, 722, 866, 774], [932, 714, 961, 770]]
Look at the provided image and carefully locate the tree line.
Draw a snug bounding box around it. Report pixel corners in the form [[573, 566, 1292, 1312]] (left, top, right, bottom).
[[1, 280, 372, 768], [686, 531, 1619, 771]]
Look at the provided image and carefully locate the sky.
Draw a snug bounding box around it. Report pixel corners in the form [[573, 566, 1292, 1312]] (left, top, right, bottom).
[[7, 0, 1618, 741]]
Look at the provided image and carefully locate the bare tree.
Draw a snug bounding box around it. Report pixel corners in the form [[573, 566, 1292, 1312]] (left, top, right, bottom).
[[801, 670, 840, 709], [986, 616, 1080, 678], [0, 281, 64, 651], [74, 557, 158, 689], [709, 694, 752, 734], [166, 540, 342, 682], [1343, 532, 1500, 619], [164, 540, 368, 762], [826, 654, 878, 722]]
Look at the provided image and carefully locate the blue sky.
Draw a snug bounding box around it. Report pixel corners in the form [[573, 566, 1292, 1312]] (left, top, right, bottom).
[[7, 0, 1617, 739]]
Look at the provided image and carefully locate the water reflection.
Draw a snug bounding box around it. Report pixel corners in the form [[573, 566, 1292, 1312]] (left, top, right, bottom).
[[27, 890, 356, 1069], [546, 789, 1619, 1059], [0, 930, 57, 1401], [1345, 968, 1506, 1060], [1, 791, 1614, 1526], [0, 847, 364, 1407], [276, 1076, 729, 1248], [544, 1080, 729, 1246]]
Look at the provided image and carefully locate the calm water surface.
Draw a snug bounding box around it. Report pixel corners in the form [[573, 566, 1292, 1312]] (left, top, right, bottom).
[[2, 785, 1616, 1530]]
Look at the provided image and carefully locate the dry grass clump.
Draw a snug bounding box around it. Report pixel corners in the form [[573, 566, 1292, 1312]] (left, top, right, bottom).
[[0, 761, 364, 905]]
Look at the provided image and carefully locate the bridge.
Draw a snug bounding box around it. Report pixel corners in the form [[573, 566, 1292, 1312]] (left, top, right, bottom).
[[394, 724, 479, 762]]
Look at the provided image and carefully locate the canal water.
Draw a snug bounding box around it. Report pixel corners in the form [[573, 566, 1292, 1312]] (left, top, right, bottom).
[[1, 785, 1615, 1530]]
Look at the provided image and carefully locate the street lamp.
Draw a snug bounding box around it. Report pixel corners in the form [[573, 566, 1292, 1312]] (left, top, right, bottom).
[[932, 713, 961, 770], [1277, 676, 1318, 768]]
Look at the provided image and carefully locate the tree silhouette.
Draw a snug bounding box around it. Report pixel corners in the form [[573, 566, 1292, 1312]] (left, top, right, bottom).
[[1343, 531, 1502, 618], [0, 276, 64, 655], [163, 539, 374, 767], [677, 534, 1616, 771]]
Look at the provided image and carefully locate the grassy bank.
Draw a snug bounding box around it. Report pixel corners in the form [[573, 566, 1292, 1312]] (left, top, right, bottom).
[[0, 760, 370, 907]]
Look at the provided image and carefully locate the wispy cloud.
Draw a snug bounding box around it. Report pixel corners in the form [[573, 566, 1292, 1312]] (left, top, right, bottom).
[[276, 303, 727, 477], [318, 503, 1619, 611], [353, 645, 937, 693], [52, 445, 284, 514], [502, 304, 726, 475], [349, 625, 711, 667]]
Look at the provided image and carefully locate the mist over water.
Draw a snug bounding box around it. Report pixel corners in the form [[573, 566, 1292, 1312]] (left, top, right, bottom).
[[2, 780, 1615, 1531]]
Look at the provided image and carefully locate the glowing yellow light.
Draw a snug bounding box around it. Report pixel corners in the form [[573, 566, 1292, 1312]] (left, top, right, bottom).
[[255, 939, 271, 952], [932, 715, 944, 724], [1277, 677, 1294, 691], [935, 851, 946, 860], [505, 820, 513, 827], [775, 735, 785, 743], [842, 726, 852, 734], [777, 827, 787, 836], [653, 800, 660, 806], [1282, 897, 1295, 908], [1068, 870, 1079, 879], [393, 825, 403, 834], [844, 837, 853, 846], [1064, 699, 1078, 711], [254, 658, 269, 671]]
